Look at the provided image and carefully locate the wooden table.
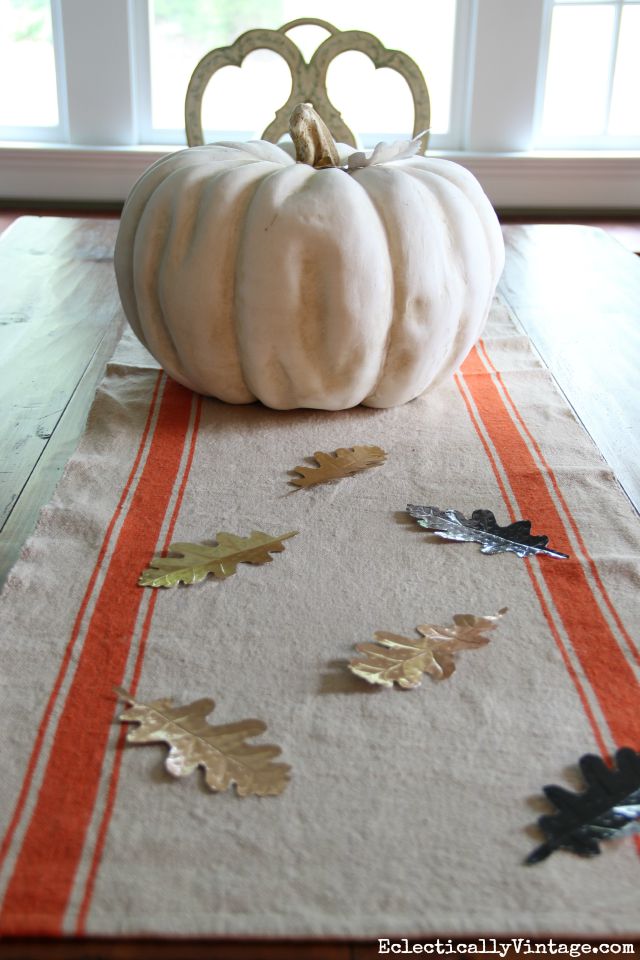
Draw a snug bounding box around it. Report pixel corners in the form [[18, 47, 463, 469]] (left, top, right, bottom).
[[1, 217, 639, 960]]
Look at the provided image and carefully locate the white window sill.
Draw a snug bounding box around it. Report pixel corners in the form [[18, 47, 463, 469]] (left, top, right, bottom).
[[2, 142, 640, 210]]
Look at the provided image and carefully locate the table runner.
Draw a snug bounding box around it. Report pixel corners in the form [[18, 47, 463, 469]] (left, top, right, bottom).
[[0, 297, 638, 938]]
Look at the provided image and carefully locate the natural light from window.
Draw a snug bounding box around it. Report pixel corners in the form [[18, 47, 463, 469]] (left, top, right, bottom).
[[540, 0, 640, 142], [0, 0, 58, 128], [147, 0, 457, 141]]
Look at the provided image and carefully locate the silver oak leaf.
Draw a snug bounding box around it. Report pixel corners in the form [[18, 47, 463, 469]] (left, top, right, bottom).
[[346, 132, 428, 171], [406, 504, 569, 560]]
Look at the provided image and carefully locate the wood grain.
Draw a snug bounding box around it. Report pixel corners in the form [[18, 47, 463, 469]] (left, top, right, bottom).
[[0, 939, 352, 959], [0, 217, 123, 582], [499, 214, 640, 254], [0, 210, 119, 239], [500, 224, 640, 513]]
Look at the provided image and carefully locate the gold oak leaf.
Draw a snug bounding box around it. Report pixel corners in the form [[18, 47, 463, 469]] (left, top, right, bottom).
[[115, 687, 291, 796], [139, 530, 298, 588], [289, 445, 387, 489], [349, 608, 508, 689]]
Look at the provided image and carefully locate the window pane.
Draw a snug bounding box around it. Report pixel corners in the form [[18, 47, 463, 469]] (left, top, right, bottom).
[[149, 0, 457, 138], [540, 3, 614, 136], [0, 0, 58, 127], [608, 5, 640, 134]]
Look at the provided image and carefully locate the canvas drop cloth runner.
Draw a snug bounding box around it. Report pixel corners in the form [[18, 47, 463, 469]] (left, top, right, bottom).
[[0, 298, 638, 938]]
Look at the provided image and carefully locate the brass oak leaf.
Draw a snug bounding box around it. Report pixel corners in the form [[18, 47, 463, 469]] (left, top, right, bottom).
[[349, 609, 507, 689], [116, 687, 290, 796], [289, 445, 386, 488], [139, 530, 297, 588]]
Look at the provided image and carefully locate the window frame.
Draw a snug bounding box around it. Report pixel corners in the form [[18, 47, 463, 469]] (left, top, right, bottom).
[[533, 0, 640, 151], [0, 0, 68, 143], [1, 0, 640, 210]]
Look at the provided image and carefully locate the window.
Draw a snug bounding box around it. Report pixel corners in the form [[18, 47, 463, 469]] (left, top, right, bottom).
[[537, 0, 640, 147], [4, 0, 640, 150], [0, 0, 64, 140], [1, 0, 639, 208]]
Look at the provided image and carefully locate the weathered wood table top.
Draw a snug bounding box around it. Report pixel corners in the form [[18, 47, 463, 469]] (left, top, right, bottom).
[[1, 217, 638, 590], [0, 217, 639, 960]]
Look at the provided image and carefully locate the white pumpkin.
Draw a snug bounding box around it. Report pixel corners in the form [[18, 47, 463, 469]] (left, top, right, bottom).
[[115, 104, 504, 410]]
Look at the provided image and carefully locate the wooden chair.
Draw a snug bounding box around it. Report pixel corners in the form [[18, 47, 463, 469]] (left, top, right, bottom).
[[184, 17, 430, 152]]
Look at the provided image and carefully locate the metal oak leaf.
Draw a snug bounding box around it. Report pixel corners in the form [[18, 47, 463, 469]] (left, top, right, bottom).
[[349, 609, 507, 689], [290, 445, 386, 489], [527, 748, 640, 863], [116, 687, 291, 796], [139, 530, 298, 588], [346, 132, 426, 170], [406, 504, 568, 560]]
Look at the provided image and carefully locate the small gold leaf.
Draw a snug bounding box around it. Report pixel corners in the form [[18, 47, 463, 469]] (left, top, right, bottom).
[[139, 530, 298, 588], [115, 687, 291, 796], [289, 445, 386, 488], [349, 608, 507, 689]]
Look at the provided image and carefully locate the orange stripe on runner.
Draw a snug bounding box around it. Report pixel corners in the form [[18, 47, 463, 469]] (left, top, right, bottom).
[[474, 340, 640, 860], [74, 395, 203, 934], [454, 374, 609, 758], [476, 339, 640, 668], [0, 371, 164, 875], [459, 346, 640, 750], [453, 372, 515, 525], [0, 377, 194, 935]]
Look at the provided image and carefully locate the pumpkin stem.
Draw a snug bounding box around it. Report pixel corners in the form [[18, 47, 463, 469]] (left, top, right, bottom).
[[289, 103, 341, 169]]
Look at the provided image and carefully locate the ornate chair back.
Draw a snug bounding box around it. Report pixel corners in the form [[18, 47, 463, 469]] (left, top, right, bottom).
[[185, 18, 430, 152]]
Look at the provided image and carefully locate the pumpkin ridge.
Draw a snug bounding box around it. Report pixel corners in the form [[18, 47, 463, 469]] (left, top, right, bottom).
[[170, 166, 233, 389], [429, 164, 503, 378], [190, 160, 280, 400], [234, 163, 339, 407], [119, 152, 278, 352], [148, 160, 272, 399], [233, 164, 315, 406], [401, 164, 494, 383], [133, 181, 185, 380], [156, 198, 193, 384], [357, 165, 455, 407], [123, 159, 232, 365], [350, 167, 402, 405], [402, 158, 504, 287], [283, 173, 366, 405], [202, 162, 281, 402], [296, 169, 391, 407], [191, 160, 276, 250], [114, 153, 190, 347], [152, 164, 227, 385]]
